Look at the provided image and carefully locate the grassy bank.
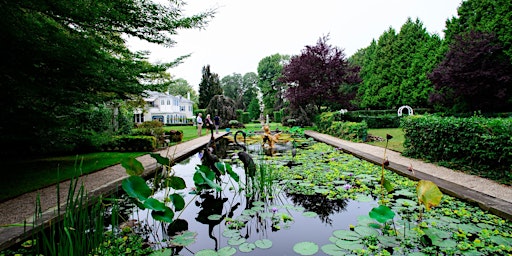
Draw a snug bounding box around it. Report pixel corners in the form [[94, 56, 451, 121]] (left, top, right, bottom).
[[366, 128, 405, 152]]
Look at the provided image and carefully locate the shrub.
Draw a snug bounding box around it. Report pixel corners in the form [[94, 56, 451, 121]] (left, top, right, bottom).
[[166, 130, 183, 142], [103, 135, 156, 152], [401, 115, 512, 182], [327, 121, 368, 142]]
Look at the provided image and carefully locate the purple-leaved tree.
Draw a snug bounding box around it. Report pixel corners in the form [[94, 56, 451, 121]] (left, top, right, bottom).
[[281, 36, 361, 120]]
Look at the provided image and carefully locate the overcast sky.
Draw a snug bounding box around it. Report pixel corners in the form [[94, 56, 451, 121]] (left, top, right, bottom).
[[127, 0, 462, 91]]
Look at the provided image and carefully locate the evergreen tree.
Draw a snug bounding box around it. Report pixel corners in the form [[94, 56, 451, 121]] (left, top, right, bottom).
[[198, 65, 222, 109]]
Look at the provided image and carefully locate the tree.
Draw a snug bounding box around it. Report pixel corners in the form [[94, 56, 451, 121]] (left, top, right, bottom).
[[241, 72, 259, 111], [0, 0, 213, 155], [257, 54, 289, 115], [281, 36, 361, 118], [445, 0, 512, 61], [198, 65, 223, 109], [428, 31, 512, 113], [221, 73, 244, 108], [206, 95, 237, 128], [169, 78, 199, 105]]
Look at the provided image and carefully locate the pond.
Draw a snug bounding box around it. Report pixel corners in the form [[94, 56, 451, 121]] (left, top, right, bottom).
[[118, 134, 512, 255]]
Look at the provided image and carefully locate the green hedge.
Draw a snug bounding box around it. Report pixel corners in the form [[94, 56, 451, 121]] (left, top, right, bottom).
[[401, 115, 512, 181], [317, 112, 368, 142], [103, 135, 156, 152]]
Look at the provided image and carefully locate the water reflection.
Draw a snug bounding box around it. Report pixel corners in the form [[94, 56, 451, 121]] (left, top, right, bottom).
[[286, 193, 348, 225]]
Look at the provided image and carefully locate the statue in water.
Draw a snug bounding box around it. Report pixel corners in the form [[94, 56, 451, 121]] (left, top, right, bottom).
[[261, 125, 280, 149]]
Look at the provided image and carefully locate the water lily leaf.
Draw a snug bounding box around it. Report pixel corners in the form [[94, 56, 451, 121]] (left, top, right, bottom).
[[251, 206, 264, 212], [293, 241, 319, 255], [151, 207, 174, 223], [148, 248, 173, 256], [408, 252, 429, 256], [433, 238, 457, 248], [228, 237, 246, 246], [169, 231, 196, 247], [321, 244, 346, 255], [195, 249, 217, 256], [357, 215, 377, 226], [122, 176, 151, 201], [241, 209, 256, 216], [457, 224, 482, 234], [332, 230, 360, 241], [354, 226, 380, 237], [393, 189, 416, 198], [222, 229, 240, 238], [395, 198, 417, 207], [121, 157, 144, 176], [169, 193, 185, 211], [355, 194, 374, 202], [143, 198, 167, 211], [490, 235, 512, 246], [303, 211, 318, 218], [314, 187, 330, 194], [168, 176, 186, 190], [252, 201, 265, 206], [369, 205, 395, 223], [238, 242, 256, 253], [149, 153, 170, 167], [417, 180, 443, 211], [254, 239, 273, 249], [377, 236, 400, 247], [335, 239, 364, 250], [207, 214, 223, 221], [460, 250, 484, 256], [217, 246, 236, 256]]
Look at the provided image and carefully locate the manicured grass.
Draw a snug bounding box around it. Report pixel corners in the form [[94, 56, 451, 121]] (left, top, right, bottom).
[[1, 152, 146, 202], [366, 128, 405, 153], [163, 125, 199, 141]]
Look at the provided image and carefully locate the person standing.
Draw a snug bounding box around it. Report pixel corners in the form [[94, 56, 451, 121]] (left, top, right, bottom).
[[205, 114, 214, 133], [196, 113, 203, 136], [214, 115, 220, 134]]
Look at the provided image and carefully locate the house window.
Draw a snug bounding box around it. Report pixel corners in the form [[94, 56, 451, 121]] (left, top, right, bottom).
[[167, 99, 171, 105], [180, 106, 185, 111], [160, 99, 165, 105]]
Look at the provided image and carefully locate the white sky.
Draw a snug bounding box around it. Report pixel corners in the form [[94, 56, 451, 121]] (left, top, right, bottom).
[[127, 0, 462, 91]]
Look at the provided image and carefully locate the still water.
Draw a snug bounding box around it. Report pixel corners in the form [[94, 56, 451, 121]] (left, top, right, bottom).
[[124, 140, 377, 255]]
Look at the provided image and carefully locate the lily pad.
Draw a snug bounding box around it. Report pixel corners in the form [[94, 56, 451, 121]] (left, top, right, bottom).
[[333, 230, 360, 241], [254, 239, 273, 249], [222, 229, 240, 238], [195, 249, 217, 256], [293, 241, 319, 255], [207, 214, 223, 221], [169, 231, 196, 247], [302, 211, 318, 218], [228, 237, 246, 246], [217, 246, 236, 256], [354, 226, 380, 237], [369, 205, 395, 223], [321, 244, 347, 256], [238, 243, 256, 253], [335, 239, 364, 250]]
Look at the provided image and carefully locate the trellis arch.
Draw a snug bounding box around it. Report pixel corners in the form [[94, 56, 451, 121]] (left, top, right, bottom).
[[397, 105, 414, 116]]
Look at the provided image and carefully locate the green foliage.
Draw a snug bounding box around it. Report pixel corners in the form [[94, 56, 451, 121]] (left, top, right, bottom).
[[247, 98, 261, 120], [356, 18, 444, 109], [257, 54, 289, 114], [0, 0, 212, 155], [104, 135, 157, 152], [417, 180, 443, 211], [401, 115, 512, 183], [198, 65, 223, 108], [273, 110, 283, 123]]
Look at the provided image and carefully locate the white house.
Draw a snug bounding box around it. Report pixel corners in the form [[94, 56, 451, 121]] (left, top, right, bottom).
[[134, 91, 194, 125]]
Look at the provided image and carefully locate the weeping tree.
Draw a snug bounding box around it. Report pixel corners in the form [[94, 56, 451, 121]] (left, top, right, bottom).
[[206, 95, 237, 128]]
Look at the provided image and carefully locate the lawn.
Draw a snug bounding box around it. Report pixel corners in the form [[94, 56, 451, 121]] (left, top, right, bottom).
[[366, 128, 405, 152]]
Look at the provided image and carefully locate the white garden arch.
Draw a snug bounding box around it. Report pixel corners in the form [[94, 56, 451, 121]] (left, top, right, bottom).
[[397, 105, 414, 116]]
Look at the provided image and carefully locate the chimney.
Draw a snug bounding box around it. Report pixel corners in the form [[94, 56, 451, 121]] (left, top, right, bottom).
[[187, 92, 190, 100]]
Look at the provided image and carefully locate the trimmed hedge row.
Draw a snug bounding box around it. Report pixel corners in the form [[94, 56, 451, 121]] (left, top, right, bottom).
[[317, 112, 368, 142], [401, 115, 512, 181], [103, 135, 157, 152]]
